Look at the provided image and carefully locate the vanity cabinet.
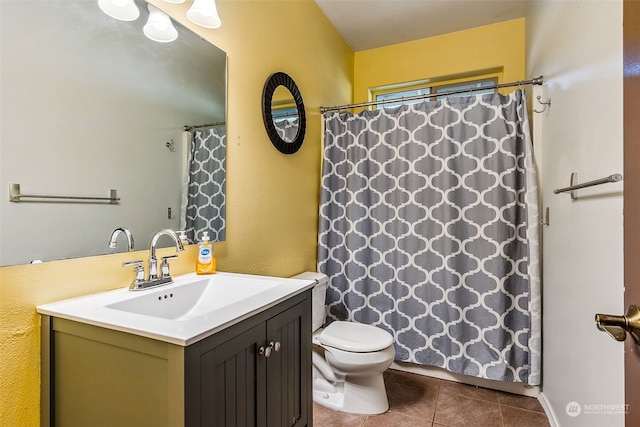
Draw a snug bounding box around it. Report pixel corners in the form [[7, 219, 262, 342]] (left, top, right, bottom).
[[40, 290, 312, 427]]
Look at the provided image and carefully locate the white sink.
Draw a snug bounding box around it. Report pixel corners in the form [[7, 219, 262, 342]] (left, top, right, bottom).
[[106, 275, 280, 321], [37, 272, 315, 346]]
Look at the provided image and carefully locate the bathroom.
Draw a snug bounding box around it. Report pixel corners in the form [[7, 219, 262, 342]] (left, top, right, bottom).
[[0, 1, 631, 426]]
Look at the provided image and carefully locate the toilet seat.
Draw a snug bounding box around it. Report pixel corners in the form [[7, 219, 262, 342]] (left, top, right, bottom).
[[318, 321, 394, 353]]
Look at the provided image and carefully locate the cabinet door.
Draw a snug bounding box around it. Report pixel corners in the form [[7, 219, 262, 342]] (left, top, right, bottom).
[[265, 300, 311, 427], [197, 323, 267, 427], [185, 291, 312, 427]]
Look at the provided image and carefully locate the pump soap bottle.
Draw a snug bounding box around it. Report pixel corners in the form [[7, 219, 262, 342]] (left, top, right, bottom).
[[196, 231, 216, 275]]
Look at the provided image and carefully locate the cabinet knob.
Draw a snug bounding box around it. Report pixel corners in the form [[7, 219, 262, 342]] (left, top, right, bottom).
[[259, 341, 281, 358], [259, 344, 272, 358]]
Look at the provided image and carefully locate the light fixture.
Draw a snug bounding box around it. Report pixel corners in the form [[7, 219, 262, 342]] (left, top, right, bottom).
[[98, 0, 140, 21], [143, 4, 178, 43], [187, 0, 221, 29]]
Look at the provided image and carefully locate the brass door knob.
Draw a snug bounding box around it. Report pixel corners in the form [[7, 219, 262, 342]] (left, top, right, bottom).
[[595, 305, 640, 344]]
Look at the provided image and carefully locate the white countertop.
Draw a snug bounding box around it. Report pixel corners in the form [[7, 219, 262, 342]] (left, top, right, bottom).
[[37, 271, 315, 346]]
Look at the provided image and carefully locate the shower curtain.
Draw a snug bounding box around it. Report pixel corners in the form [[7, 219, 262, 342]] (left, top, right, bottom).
[[180, 125, 226, 243], [274, 117, 300, 142], [318, 90, 541, 385]]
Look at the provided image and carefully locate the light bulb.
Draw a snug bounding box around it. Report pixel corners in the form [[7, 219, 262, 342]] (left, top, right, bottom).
[[98, 0, 140, 21], [187, 0, 221, 29], [143, 4, 178, 43]]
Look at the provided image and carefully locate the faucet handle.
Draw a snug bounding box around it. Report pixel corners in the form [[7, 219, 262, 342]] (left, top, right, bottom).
[[123, 260, 145, 286], [160, 255, 179, 279]]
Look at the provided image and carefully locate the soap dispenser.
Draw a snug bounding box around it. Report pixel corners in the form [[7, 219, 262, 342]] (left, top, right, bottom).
[[196, 231, 216, 275]]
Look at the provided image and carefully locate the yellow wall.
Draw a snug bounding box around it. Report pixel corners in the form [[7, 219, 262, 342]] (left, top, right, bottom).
[[0, 1, 352, 425], [0, 10, 526, 425], [353, 18, 525, 104]]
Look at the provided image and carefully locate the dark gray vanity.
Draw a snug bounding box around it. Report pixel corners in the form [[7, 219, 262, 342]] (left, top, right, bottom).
[[39, 274, 313, 427]]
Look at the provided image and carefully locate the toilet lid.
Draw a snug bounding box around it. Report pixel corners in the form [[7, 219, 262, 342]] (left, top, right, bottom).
[[318, 321, 394, 353]]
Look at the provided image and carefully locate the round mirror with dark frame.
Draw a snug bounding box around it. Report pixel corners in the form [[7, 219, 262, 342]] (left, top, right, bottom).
[[262, 72, 306, 154]]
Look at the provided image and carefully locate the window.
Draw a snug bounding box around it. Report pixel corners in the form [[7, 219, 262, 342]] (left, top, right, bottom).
[[272, 107, 299, 123], [373, 76, 498, 110]]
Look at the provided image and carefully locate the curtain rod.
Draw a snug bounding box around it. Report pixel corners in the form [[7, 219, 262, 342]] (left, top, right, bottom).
[[320, 76, 544, 114], [184, 121, 225, 132]]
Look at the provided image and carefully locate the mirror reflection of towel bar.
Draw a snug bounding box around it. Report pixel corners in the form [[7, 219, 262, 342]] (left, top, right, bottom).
[[9, 183, 119, 204], [554, 173, 622, 200]]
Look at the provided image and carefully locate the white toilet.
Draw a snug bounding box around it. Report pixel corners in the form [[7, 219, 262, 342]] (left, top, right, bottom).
[[292, 272, 395, 415]]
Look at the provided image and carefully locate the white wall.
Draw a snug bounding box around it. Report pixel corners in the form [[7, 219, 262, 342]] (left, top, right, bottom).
[[526, 1, 624, 426]]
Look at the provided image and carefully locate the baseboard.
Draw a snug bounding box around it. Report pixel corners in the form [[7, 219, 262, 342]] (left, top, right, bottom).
[[537, 392, 560, 427], [390, 361, 540, 397]]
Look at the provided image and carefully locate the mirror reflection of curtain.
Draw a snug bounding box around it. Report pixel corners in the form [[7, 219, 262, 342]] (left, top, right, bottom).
[[273, 117, 299, 143], [180, 125, 226, 243]]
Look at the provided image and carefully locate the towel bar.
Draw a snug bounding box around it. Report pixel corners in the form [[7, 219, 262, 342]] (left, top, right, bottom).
[[9, 183, 119, 204], [554, 173, 622, 200]]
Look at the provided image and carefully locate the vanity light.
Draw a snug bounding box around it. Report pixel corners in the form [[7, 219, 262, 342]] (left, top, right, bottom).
[[144, 4, 179, 43], [187, 0, 221, 29], [98, 0, 140, 21]]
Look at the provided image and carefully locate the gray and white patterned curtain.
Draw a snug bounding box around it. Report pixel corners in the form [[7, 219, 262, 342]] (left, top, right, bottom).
[[318, 90, 541, 385], [181, 125, 226, 243], [274, 117, 300, 142]]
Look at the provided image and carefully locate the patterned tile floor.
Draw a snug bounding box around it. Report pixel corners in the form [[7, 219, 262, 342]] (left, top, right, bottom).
[[313, 370, 551, 427]]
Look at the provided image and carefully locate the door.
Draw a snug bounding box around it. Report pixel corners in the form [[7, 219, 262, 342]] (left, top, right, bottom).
[[624, 0, 640, 425]]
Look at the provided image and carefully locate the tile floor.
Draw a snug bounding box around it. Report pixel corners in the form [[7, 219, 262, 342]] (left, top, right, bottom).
[[313, 369, 550, 427]]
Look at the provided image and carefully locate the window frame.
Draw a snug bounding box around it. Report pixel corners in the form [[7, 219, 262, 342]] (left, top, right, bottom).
[[370, 72, 501, 110]]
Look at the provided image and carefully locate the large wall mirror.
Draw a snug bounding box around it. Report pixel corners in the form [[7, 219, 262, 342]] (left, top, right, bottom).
[[0, 0, 227, 266]]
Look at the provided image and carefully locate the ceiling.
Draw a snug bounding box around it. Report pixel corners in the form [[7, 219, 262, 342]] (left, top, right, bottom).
[[314, 0, 530, 52]]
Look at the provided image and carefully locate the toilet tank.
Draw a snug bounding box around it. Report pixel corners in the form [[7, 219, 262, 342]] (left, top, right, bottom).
[[291, 271, 328, 332]]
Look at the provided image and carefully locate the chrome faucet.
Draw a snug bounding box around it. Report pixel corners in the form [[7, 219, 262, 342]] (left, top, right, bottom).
[[123, 229, 184, 291], [108, 227, 134, 251], [148, 229, 184, 281]]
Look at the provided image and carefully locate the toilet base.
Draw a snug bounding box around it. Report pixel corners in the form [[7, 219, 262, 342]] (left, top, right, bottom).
[[313, 372, 389, 415]]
